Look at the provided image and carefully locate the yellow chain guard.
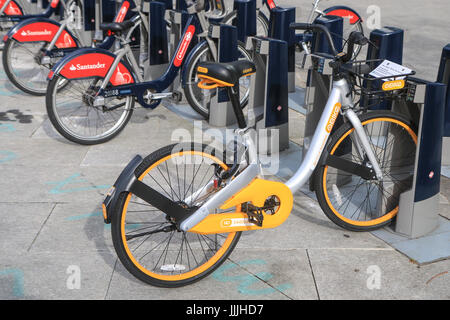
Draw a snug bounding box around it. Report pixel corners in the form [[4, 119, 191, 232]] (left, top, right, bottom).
[[189, 178, 293, 234]]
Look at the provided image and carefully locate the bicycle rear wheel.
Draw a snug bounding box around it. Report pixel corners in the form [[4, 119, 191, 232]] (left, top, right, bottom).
[[315, 111, 418, 231], [183, 41, 252, 119], [111, 143, 241, 287], [46, 75, 134, 145]]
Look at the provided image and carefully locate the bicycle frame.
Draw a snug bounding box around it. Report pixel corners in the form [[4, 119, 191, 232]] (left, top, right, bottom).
[[93, 6, 217, 109], [179, 77, 383, 232], [4, 0, 136, 61], [46, 0, 138, 56]]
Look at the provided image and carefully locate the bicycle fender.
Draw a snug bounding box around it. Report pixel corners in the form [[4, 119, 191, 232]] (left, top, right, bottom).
[[102, 155, 143, 223], [189, 179, 294, 234], [4, 17, 78, 48], [48, 48, 136, 86], [102, 154, 194, 224], [0, 0, 23, 15], [323, 6, 363, 24]]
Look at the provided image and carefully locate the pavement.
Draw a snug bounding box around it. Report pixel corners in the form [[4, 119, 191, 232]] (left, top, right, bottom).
[[0, 0, 449, 301]]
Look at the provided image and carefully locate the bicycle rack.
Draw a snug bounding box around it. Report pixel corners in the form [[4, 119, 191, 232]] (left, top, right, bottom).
[[232, 0, 256, 43], [268, 6, 296, 93], [208, 24, 239, 127], [364, 26, 404, 110], [246, 36, 289, 154], [438, 44, 450, 166], [389, 80, 447, 239], [82, 0, 122, 44], [144, 0, 170, 80], [437, 44, 450, 137]]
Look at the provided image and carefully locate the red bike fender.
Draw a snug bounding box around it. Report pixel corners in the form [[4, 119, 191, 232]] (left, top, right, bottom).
[[58, 52, 135, 86], [325, 7, 362, 24], [11, 21, 77, 48], [0, 0, 23, 15]]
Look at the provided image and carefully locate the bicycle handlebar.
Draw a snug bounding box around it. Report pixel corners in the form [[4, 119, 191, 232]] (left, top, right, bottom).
[[290, 22, 369, 67], [290, 23, 339, 56]]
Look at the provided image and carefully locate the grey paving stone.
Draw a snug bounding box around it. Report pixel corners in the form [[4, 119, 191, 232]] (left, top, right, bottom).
[[0, 164, 119, 203], [81, 107, 195, 167], [0, 138, 89, 166], [307, 248, 450, 300], [28, 202, 115, 255], [0, 202, 55, 255], [0, 114, 45, 139], [106, 249, 316, 300], [0, 251, 115, 299]]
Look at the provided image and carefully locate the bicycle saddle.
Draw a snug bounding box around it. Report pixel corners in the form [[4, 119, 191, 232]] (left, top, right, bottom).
[[196, 60, 256, 88], [100, 20, 135, 33]]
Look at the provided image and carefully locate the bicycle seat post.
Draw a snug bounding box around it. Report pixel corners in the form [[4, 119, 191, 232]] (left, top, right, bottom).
[[227, 83, 247, 129]]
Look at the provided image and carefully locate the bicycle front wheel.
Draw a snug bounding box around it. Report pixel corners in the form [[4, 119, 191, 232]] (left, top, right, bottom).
[[315, 111, 418, 231], [46, 75, 134, 145], [111, 143, 241, 287]]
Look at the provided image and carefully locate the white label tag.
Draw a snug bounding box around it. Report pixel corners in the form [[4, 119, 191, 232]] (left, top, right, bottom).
[[369, 60, 412, 81]]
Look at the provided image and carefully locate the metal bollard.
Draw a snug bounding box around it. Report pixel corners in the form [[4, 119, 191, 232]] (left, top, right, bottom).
[[233, 0, 257, 43]]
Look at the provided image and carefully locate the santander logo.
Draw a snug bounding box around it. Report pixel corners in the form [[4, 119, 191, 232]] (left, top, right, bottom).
[[115, 1, 129, 22], [68, 62, 106, 71], [56, 33, 73, 48], [112, 65, 132, 85], [177, 32, 192, 60], [7, 3, 22, 15], [174, 25, 195, 67], [20, 29, 52, 36]]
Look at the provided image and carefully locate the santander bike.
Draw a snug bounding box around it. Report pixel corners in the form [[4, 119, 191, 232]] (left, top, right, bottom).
[[2, 0, 137, 95], [45, 0, 252, 145]]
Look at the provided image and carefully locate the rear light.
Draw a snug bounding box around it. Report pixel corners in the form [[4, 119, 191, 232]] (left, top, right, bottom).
[[48, 70, 54, 79], [3, 35, 8, 42]]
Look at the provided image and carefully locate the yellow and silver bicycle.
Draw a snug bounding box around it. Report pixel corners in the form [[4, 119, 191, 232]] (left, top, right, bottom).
[[102, 24, 418, 287]]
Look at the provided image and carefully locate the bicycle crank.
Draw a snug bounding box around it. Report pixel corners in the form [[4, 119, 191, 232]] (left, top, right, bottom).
[[188, 179, 293, 234]]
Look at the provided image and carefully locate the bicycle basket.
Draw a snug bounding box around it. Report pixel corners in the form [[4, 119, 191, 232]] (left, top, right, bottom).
[[341, 59, 416, 109]]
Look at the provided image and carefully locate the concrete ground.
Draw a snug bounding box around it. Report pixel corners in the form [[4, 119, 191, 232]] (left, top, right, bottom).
[[0, 0, 449, 300]]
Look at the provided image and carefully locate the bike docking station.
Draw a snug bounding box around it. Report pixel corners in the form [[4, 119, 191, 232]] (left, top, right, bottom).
[[267, 4, 308, 118], [438, 44, 450, 166], [355, 29, 450, 263], [80, 0, 124, 46], [141, 0, 171, 80], [245, 35, 290, 158], [288, 19, 450, 264], [207, 23, 239, 127]]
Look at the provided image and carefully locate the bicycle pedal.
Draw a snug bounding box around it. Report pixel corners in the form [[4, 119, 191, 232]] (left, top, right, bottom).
[[172, 91, 183, 102], [241, 203, 264, 227]]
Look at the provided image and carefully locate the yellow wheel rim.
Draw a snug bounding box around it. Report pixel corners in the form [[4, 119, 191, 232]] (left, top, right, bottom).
[[121, 150, 238, 282], [322, 118, 417, 227]]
